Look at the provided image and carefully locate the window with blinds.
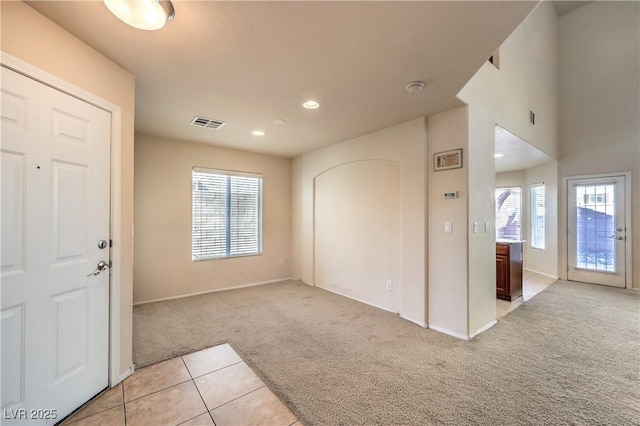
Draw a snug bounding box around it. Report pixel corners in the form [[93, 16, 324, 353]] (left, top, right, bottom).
[[192, 167, 262, 260], [495, 186, 521, 241], [530, 183, 545, 249]]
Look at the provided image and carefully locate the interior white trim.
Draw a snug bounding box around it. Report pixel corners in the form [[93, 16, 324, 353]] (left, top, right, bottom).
[[400, 315, 427, 329], [318, 286, 400, 315], [116, 365, 135, 384], [469, 319, 497, 339], [133, 277, 296, 305], [523, 268, 558, 280], [1, 52, 125, 387], [428, 324, 470, 341]]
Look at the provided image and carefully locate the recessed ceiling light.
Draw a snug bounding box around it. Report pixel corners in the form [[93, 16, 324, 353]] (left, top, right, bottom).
[[104, 0, 175, 31], [302, 100, 320, 110], [405, 81, 425, 94], [494, 153, 504, 158], [251, 130, 266, 136]]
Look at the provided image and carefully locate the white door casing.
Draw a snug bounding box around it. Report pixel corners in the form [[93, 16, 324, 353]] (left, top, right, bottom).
[[1, 66, 110, 424], [567, 174, 629, 288]]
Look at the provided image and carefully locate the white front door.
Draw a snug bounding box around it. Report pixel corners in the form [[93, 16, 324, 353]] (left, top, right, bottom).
[[567, 175, 628, 287], [1, 67, 110, 425]]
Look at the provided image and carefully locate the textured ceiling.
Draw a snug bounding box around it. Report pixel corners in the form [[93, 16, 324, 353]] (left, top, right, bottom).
[[495, 125, 553, 173], [553, 1, 592, 16], [28, 1, 538, 158]]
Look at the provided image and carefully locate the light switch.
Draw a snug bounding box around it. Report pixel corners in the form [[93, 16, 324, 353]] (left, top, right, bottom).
[[473, 222, 478, 233], [445, 222, 452, 233], [485, 222, 492, 233]]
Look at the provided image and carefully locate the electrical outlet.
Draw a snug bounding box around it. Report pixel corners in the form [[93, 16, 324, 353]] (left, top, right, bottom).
[[386, 280, 393, 291]]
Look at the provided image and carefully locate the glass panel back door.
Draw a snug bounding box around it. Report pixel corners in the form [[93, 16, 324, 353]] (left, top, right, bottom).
[[567, 176, 626, 287]]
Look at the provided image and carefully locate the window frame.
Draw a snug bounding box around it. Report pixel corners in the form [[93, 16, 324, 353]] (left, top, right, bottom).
[[191, 167, 263, 261], [495, 185, 522, 241], [530, 183, 545, 250]]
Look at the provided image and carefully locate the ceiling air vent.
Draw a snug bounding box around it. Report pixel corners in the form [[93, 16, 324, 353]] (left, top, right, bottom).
[[190, 116, 226, 130]]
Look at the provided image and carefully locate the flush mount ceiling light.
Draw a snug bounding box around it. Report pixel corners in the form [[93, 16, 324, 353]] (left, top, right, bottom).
[[494, 153, 504, 158], [405, 81, 425, 94], [302, 100, 320, 110], [251, 130, 266, 136], [104, 0, 175, 31]]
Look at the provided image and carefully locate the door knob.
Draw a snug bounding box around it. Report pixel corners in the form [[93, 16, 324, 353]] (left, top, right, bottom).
[[87, 260, 111, 277]]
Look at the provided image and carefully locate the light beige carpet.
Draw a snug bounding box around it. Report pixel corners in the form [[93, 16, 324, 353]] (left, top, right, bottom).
[[133, 280, 639, 425]]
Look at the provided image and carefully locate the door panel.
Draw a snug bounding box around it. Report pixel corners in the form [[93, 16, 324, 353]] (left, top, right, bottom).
[[52, 161, 88, 263], [1, 66, 110, 425], [1, 152, 26, 275], [53, 288, 88, 379], [567, 176, 627, 287], [1, 304, 25, 408]]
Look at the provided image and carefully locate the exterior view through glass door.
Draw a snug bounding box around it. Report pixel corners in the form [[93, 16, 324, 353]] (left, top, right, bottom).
[[567, 175, 628, 287]]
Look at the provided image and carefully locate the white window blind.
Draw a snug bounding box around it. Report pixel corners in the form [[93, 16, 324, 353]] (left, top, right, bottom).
[[531, 183, 545, 249], [495, 186, 521, 241], [192, 167, 262, 260]]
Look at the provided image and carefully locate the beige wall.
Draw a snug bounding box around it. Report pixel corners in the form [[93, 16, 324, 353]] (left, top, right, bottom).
[[525, 161, 558, 278], [291, 117, 427, 326], [488, 2, 559, 160], [558, 1, 639, 288], [315, 160, 402, 312], [427, 107, 470, 338], [134, 134, 292, 303], [1, 1, 135, 381], [456, 1, 559, 337], [301, 2, 561, 339]]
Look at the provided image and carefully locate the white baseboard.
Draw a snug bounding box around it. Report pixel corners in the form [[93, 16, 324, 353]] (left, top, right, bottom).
[[114, 365, 134, 386], [469, 319, 497, 339], [428, 324, 470, 340], [523, 268, 558, 280], [134, 277, 295, 305], [320, 287, 399, 315], [400, 315, 427, 328]]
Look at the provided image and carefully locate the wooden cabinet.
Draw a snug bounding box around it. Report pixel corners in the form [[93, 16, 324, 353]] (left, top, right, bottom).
[[496, 242, 523, 301]]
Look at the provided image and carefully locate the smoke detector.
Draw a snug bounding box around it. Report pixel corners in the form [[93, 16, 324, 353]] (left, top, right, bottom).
[[406, 81, 425, 94]]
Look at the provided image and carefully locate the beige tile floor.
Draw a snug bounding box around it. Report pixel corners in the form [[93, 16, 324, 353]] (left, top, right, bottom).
[[496, 270, 556, 318], [62, 343, 299, 426]]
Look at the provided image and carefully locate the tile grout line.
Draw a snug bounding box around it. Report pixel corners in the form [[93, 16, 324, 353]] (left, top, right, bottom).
[[123, 378, 192, 404], [122, 382, 127, 426], [179, 356, 214, 426], [60, 386, 124, 425], [189, 360, 245, 380], [207, 384, 267, 412]]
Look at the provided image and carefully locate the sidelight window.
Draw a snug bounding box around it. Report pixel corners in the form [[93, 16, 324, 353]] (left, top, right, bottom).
[[530, 184, 545, 249]]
